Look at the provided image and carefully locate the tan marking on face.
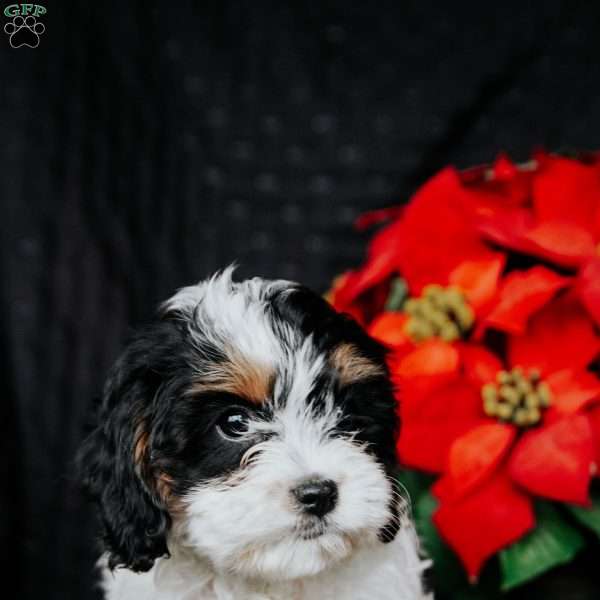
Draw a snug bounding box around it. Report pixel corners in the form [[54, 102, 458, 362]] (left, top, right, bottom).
[[133, 423, 150, 467], [156, 472, 174, 502], [330, 343, 385, 386], [189, 349, 275, 405], [133, 422, 178, 507], [154, 469, 188, 515]]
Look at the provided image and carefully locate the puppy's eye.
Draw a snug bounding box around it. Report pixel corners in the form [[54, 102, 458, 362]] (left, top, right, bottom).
[[216, 408, 250, 440]]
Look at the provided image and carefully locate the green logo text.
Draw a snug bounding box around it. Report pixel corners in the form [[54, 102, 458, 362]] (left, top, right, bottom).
[[4, 4, 46, 18]]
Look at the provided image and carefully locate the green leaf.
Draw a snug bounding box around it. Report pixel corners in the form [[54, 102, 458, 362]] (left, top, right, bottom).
[[384, 277, 408, 311], [499, 502, 585, 591], [395, 470, 434, 501], [566, 491, 600, 537]]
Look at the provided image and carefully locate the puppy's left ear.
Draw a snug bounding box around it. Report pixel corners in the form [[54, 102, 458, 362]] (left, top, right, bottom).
[[78, 353, 171, 572]]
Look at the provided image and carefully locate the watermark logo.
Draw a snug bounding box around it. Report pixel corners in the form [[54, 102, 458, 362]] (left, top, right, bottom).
[[3, 4, 46, 48]]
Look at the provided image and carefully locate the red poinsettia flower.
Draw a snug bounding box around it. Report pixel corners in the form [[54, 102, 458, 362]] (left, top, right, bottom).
[[473, 153, 600, 327], [331, 167, 507, 321], [398, 295, 600, 580], [331, 153, 588, 320], [366, 253, 505, 358], [328, 150, 600, 587], [368, 262, 571, 356]]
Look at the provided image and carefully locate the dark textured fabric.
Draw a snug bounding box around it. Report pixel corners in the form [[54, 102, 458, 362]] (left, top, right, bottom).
[[2, 2, 600, 598]]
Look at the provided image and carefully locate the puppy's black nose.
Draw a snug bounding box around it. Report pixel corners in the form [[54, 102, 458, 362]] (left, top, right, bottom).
[[292, 478, 338, 517]]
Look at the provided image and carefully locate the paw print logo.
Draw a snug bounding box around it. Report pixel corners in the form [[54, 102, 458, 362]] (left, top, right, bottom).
[[4, 15, 45, 48]]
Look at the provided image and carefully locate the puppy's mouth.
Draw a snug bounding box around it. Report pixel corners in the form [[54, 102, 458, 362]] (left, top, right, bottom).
[[297, 519, 328, 540]]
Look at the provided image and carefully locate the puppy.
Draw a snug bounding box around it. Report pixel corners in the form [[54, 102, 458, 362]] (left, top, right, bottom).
[[79, 268, 430, 599]]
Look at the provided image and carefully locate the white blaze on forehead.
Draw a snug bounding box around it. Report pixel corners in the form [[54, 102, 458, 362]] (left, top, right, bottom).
[[162, 267, 298, 378], [274, 337, 339, 436], [274, 337, 324, 407]]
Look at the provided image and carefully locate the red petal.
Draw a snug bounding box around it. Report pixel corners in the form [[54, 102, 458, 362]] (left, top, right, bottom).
[[431, 474, 455, 501], [508, 295, 600, 374], [458, 343, 504, 386], [483, 266, 570, 335], [368, 312, 413, 351], [579, 257, 600, 327], [395, 339, 460, 379], [545, 369, 600, 421], [459, 154, 532, 211], [393, 340, 461, 405], [587, 406, 600, 468], [397, 380, 484, 473], [509, 415, 594, 505], [532, 156, 600, 233], [400, 378, 483, 423], [493, 154, 520, 181], [448, 254, 505, 313], [433, 472, 535, 580], [446, 423, 516, 500], [477, 208, 535, 253], [522, 220, 595, 267], [398, 420, 484, 474], [333, 215, 411, 310], [393, 168, 500, 294], [329, 273, 368, 324], [333, 249, 396, 309]]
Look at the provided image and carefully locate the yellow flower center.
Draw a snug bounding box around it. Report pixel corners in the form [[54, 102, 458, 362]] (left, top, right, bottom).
[[403, 284, 474, 342], [481, 368, 552, 427]]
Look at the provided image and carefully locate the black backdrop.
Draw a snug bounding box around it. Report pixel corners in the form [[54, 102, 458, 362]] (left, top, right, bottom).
[[3, 2, 600, 598]]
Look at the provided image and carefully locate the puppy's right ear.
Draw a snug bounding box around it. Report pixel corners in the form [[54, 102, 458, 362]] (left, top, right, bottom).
[[78, 352, 171, 572]]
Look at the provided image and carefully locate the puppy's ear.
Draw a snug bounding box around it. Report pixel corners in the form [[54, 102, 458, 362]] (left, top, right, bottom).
[[78, 354, 171, 573]]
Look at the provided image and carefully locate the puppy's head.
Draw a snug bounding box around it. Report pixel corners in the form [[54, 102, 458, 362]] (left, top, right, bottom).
[[79, 268, 402, 580]]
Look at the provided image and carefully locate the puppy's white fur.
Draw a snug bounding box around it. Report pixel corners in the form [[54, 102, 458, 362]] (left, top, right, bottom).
[[102, 527, 429, 599]]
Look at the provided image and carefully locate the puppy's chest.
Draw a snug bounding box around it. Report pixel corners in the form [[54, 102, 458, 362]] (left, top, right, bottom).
[[105, 574, 389, 600], [105, 571, 307, 600], [103, 551, 415, 600]]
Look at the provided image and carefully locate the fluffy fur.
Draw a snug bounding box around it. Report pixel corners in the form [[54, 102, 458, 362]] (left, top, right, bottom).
[[79, 268, 431, 599]]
